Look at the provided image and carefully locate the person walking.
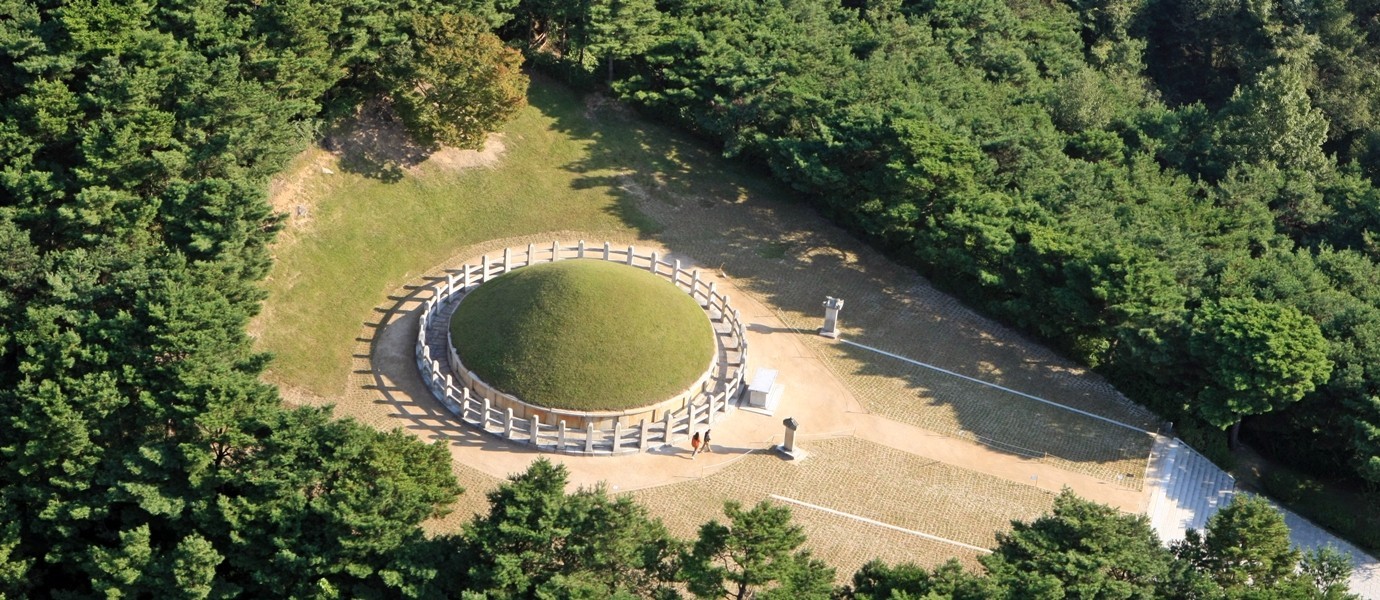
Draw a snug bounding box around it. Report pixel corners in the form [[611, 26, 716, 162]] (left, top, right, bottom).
[[702, 429, 713, 453], [690, 432, 702, 459]]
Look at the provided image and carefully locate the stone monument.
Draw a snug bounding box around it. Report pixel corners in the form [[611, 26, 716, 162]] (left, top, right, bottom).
[[820, 296, 844, 338], [776, 417, 805, 460]]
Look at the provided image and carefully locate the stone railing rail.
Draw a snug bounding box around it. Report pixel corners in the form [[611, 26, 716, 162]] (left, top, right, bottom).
[[415, 241, 749, 456]]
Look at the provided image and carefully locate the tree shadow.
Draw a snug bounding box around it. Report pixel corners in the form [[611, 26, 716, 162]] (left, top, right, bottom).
[[361, 277, 536, 455], [323, 99, 436, 183], [523, 76, 1165, 477]]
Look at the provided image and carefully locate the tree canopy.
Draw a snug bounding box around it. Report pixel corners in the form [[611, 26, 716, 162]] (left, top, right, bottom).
[[1188, 297, 1332, 445], [3, 0, 1377, 594], [392, 12, 529, 149], [842, 491, 1357, 600], [507, 0, 1380, 493], [0, 0, 522, 595]]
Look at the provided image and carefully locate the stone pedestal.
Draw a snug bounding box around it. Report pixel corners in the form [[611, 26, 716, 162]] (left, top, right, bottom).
[[744, 368, 784, 415]]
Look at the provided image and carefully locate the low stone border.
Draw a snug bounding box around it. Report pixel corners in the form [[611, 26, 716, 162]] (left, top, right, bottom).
[[415, 241, 749, 455]]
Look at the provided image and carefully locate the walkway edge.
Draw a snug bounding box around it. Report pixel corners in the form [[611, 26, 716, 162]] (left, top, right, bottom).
[[841, 340, 1152, 435], [769, 494, 993, 554]]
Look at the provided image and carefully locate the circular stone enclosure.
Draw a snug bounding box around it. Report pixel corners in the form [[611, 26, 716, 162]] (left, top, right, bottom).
[[449, 260, 717, 412]]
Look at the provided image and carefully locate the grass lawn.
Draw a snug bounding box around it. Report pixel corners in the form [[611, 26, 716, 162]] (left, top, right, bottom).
[[450, 260, 715, 411], [254, 80, 658, 396]]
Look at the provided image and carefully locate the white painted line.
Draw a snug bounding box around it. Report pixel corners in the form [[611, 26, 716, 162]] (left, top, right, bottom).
[[841, 339, 1151, 435], [768, 494, 993, 554]]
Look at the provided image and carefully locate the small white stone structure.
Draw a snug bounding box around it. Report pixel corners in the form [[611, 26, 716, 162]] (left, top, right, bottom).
[[414, 241, 751, 456], [747, 368, 784, 413], [820, 296, 844, 338]]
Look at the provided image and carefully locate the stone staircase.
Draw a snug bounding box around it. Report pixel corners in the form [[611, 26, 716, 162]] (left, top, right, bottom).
[[1145, 436, 1237, 544], [1144, 436, 1380, 597]]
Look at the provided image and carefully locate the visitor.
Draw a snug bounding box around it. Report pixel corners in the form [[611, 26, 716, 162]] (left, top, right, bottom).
[[691, 432, 702, 458], [703, 429, 713, 453]]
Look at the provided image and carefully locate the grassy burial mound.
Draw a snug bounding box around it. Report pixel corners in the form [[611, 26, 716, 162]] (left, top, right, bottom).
[[449, 259, 716, 411]]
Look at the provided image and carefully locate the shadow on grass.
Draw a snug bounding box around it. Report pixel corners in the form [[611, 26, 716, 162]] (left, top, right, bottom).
[[522, 75, 1162, 478], [361, 278, 540, 455]]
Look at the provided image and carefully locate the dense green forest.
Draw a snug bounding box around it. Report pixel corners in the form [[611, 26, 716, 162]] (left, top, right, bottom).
[[0, 0, 1371, 596], [511, 0, 1380, 495], [0, 0, 507, 594]]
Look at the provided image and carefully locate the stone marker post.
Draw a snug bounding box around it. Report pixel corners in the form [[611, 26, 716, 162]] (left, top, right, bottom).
[[821, 296, 844, 338], [777, 417, 805, 460]]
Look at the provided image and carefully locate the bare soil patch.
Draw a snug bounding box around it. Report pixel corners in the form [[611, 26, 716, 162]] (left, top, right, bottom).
[[422, 136, 506, 173], [321, 98, 507, 182]]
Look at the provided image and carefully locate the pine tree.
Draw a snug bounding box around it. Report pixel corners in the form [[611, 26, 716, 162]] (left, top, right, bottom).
[[681, 500, 834, 600]]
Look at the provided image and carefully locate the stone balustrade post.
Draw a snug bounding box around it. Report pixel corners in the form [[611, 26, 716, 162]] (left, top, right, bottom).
[[464, 264, 473, 287], [673, 259, 682, 286], [559, 421, 567, 451], [504, 408, 514, 439], [585, 423, 595, 453], [626, 245, 635, 265], [526, 243, 534, 266], [613, 422, 623, 452], [639, 419, 649, 450], [447, 272, 456, 292], [603, 241, 610, 260], [502, 248, 510, 271], [482, 398, 492, 428], [530, 420, 540, 445], [690, 402, 699, 428], [578, 239, 586, 258], [691, 269, 700, 296], [551, 240, 560, 262], [480, 255, 488, 280], [708, 281, 717, 303], [649, 251, 659, 274], [662, 411, 674, 444]]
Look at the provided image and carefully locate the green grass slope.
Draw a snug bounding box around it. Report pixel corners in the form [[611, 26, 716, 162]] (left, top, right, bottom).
[[449, 260, 715, 411], [254, 80, 656, 395]]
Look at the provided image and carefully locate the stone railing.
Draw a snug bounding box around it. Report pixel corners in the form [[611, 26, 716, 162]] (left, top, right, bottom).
[[415, 241, 749, 455]]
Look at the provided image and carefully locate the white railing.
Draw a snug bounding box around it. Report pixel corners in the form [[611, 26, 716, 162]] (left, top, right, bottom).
[[415, 241, 749, 455]]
